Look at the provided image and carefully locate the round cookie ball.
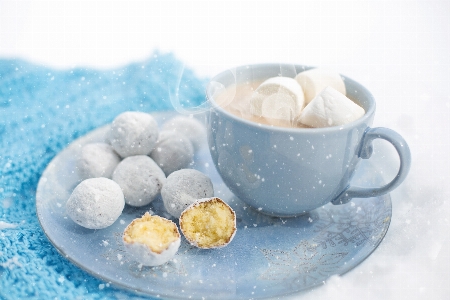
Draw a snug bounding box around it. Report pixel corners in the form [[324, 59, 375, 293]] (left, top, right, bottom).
[[108, 111, 159, 158], [180, 197, 236, 249], [161, 169, 214, 218], [66, 177, 125, 229], [112, 155, 166, 207], [161, 116, 206, 151], [149, 130, 194, 176], [123, 212, 181, 266], [76, 143, 121, 180]]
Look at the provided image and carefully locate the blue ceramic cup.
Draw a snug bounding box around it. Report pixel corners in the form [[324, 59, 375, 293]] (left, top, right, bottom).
[[206, 64, 411, 217]]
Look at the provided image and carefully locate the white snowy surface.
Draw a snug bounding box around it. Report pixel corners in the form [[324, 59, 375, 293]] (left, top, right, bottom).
[[1, 0, 449, 299]]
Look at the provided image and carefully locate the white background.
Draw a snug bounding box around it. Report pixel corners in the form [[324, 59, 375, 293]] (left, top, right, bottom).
[[1, 0, 449, 299]]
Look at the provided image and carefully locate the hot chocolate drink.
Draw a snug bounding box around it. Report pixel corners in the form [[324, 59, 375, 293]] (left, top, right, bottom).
[[214, 80, 309, 128], [214, 77, 364, 129]]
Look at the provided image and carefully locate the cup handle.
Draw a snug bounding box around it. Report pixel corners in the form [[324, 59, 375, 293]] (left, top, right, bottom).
[[332, 127, 411, 205]]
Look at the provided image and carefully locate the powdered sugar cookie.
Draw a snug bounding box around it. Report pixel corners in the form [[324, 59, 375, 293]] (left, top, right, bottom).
[[179, 197, 236, 249], [149, 130, 194, 176], [123, 212, 180, 266], [161, 116, 206, 151], [108, 111, 159, 158], [76, 142, 121, 179], [161, 169, 214, 218], [66, 177, 125, 229], [112, 155, 166, 207]]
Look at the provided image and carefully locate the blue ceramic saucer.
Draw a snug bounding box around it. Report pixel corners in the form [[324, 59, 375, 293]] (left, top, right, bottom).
[[36, 111, 391, 299]]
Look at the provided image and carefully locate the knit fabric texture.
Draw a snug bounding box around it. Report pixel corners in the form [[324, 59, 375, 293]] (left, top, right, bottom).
[[0, 52, 207, 299]]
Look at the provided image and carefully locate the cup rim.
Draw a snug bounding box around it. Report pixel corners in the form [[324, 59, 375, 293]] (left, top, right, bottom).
[[206, 63, 376, 134]]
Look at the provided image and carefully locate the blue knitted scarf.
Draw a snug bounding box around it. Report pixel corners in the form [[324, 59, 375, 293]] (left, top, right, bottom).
[[0, 51, 207, 299]]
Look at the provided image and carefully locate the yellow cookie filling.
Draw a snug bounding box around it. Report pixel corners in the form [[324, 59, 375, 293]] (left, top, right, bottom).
[[180, 197, 236, 249], [123, 213, 180, 254]]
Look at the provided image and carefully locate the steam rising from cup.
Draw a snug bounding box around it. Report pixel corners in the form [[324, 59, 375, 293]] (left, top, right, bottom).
[[168, 63, 301, 115], [168, 62, 212, 114]]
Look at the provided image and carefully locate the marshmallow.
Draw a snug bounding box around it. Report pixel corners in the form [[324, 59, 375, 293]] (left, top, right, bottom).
[[108, 111, 159, 158], [250, 77, 305, 118], [66, 178, 125, 229], [260, 91, 296, 125], [295, 68, 346, 104], [297, 86, 365, 128]]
